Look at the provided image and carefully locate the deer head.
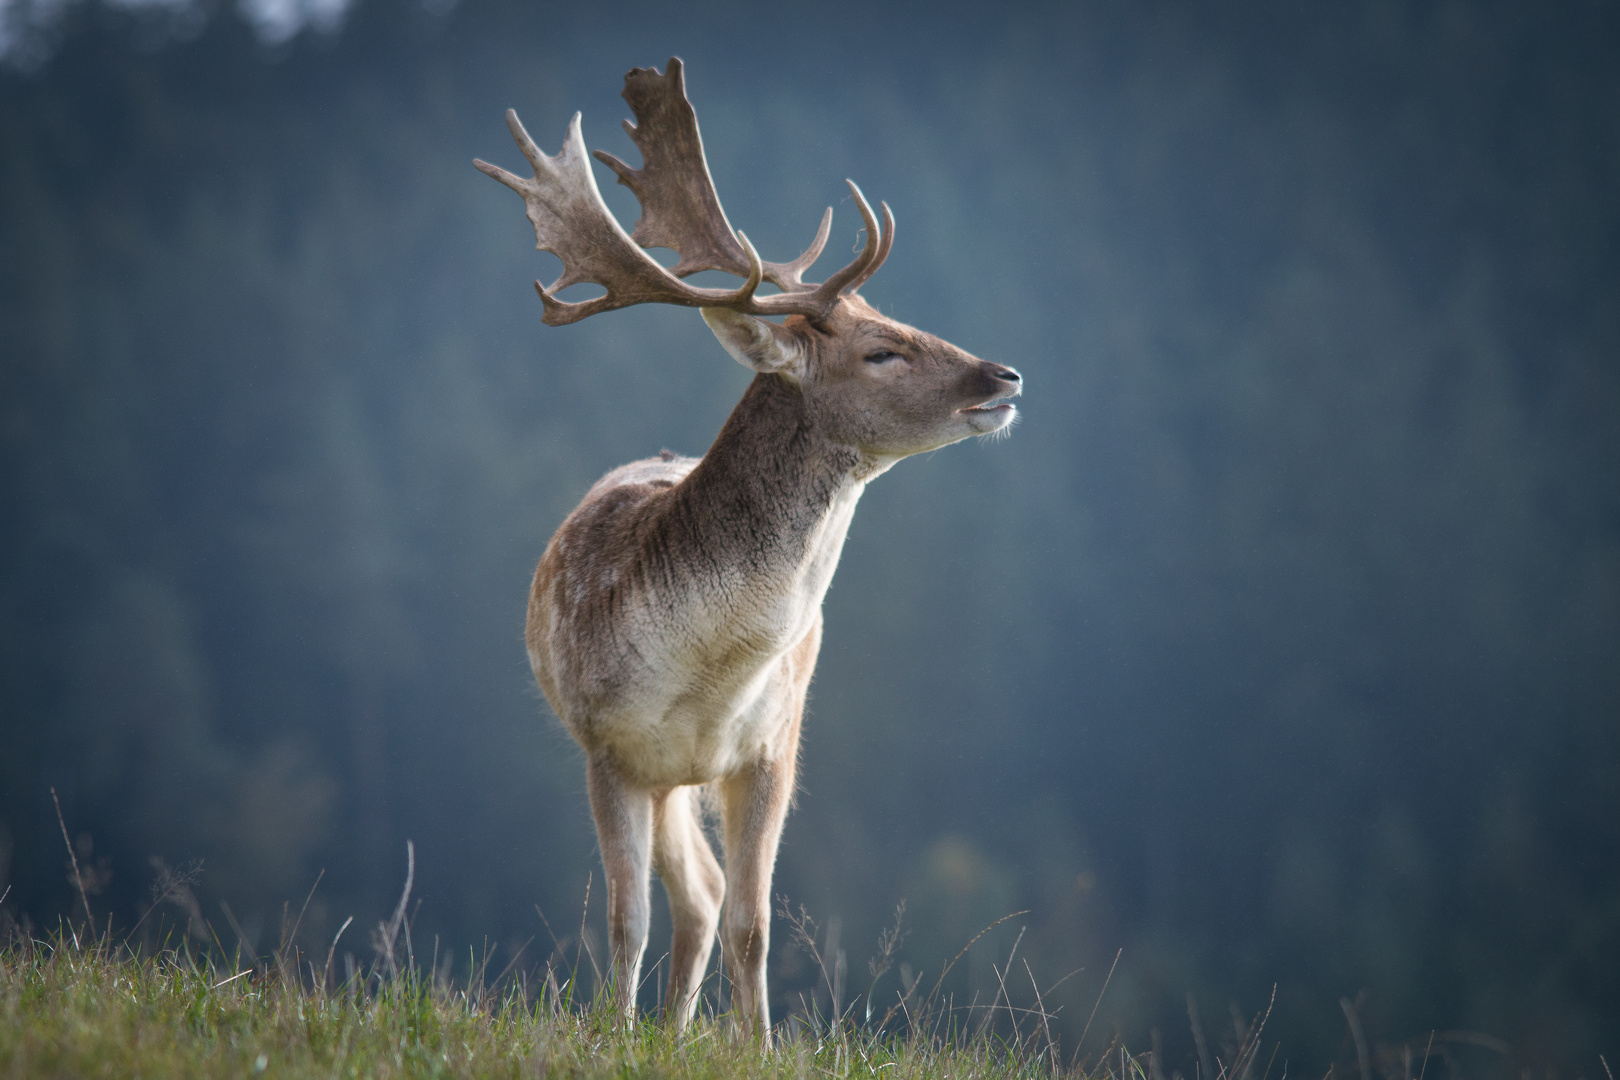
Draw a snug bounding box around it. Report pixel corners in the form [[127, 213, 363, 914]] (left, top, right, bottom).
[[474, 58, 1020, 466]]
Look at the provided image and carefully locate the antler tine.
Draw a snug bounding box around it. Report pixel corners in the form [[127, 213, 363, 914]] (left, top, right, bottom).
[[844, 201, 895, 295], [742, 185, 886, 320], [769, 207, 834, 291], [505, 109, 553, 179], [473, 111, 548, 193], [799, 180, 883, 308], [733, 231, 766, 304]]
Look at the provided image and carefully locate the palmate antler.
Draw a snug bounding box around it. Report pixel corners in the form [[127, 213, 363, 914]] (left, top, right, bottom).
[[474, 58, 894, 326]]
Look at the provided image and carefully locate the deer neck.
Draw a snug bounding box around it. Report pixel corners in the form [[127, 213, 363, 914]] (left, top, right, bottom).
[[674, 373, 867, 611]]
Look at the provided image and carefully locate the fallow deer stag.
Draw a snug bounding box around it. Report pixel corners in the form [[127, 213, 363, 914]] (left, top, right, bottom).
[[475, 59, 1020, 1037]]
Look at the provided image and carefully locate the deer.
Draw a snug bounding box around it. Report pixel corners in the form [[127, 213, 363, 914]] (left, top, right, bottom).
[[474, 59, 1021, 1038]]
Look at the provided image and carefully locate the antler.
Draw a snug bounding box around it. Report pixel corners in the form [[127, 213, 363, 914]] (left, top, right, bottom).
[[592, 59, 833, 292], [474, 58, 893, 326], [475, 111, 763, 326]]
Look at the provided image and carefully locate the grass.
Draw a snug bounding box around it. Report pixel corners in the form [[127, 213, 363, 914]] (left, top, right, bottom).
[[6, 806, 1162, 1079], [0, 922, 1155, 1080]]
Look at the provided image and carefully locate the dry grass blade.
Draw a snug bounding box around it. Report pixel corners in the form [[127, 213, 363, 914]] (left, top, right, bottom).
[[534, 904, 566, 960], [132, 857, 205, 938], [283, 869, 324, 954], [323, 915, 353, 987], [778, 897, 830, 1005], [491, 936, 533, 989], [923, 909, 1029, 1011], [1073, 946, 1122, 1067], [50, 787, 93, 936], [975, 924, 1025, 1041], [1189, 993, 1215, 1080], [275, 868, 324, 985], [1229, 985, 1276, 1080], [375, 841, 415, 980], [575, 871, 601, 985], [1340, 996, 1371, 1080], [1022, 957, 1059, 1076], [219, 900, 254, 960], [210, 968, 251, 989], [864, 899, 907, 1023], [1416, 1030, 1435, 1080]]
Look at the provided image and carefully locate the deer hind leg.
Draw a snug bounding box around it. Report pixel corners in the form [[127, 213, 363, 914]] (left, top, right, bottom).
[[585, 751, 653, 1019], [652, 785, 724, 1028]]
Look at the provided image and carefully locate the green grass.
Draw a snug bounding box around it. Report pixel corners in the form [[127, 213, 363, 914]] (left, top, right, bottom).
[[0, 925, 1138, 1080]]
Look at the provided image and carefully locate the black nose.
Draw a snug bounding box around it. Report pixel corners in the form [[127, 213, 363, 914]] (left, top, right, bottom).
[[994, 364, 1021, 383]]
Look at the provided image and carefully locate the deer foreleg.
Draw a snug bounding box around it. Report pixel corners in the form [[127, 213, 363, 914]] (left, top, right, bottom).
[[586, 752, 653, 1018]]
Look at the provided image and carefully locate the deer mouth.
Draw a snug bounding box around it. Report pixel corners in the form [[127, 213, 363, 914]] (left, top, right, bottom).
[[959, 393, 1019, 434], [959, 390, 1019, 417]]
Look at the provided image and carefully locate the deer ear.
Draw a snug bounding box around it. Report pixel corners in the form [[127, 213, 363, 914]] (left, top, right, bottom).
[[702, 308, 804, 378]]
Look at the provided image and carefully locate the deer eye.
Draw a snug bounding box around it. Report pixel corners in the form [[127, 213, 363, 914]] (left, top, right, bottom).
[[864, 350, 902, 364]]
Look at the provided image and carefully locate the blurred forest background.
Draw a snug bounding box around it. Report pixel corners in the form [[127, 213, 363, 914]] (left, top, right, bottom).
[[2, 0, 1617, 1072]]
